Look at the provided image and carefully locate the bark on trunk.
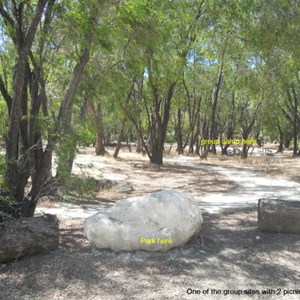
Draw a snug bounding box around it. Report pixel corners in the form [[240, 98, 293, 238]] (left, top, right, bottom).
[[0, 214, 59, 263], [94, 103, 106, 156], [136, 135, 142, 153], [221, 143, 231, 155], [175, 109, 184, 154], [240, 102, 261, 159], [241, 132, 251, 159], [210, 43, 226, 153], [95, 130, 106, 156], [150, 144, 164, 164], [277, 125, 284, 153], [149, 83, 176, 164], [0, 0, 53, 220], [292, 86, 298, 157], [56, 48, 90, 179], [113, 120, 126, 158], [122, 71, 176, 165]]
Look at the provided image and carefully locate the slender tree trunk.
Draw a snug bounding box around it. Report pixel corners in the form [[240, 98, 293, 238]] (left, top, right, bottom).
[[113, 131, 124, 158], [175, 109, 184, 154], [0, 0, 52, 220], [221, 143, 231, 155], [210, 43, 226, 155], [95, 131, 105, 155], [122, 71, 176, 165], [182, 79, 201, 155], [240, 101, 261, 159], [94, 103, 106, 156], [195, 136, 200, 155], [277, 125, 284, 153], [136, 134, 142, 153], [241, 144, 249, 159], [195, 119, 200, 155], [149, 83, 176, 164], [113, 119, 126, 158], [292, 86, 298, 157], [56, 48, 90, 180]]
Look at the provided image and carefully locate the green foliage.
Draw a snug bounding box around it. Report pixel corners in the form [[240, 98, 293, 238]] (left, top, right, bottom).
[[55, 132, 77, 178], [0, 101, 7, 142], [0, 152, 9, 198], [0, 152, 6, 176], [60, 163, 99, 200], [0, 0, 299, 211], [62, 175, 99, 198], [76, 121, 95, 146]]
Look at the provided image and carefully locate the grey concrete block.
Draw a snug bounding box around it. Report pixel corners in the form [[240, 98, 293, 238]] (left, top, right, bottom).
[[258, 199, 300, 233]]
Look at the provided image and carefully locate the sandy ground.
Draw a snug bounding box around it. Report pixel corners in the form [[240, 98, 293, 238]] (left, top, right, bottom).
[[199, 143, 300, 183], [1, 147, 300, 300]]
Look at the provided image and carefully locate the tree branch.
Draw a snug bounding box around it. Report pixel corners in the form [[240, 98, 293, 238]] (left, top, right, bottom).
[[56, 48, 90, 132], [0, 75, 12, 112], [0, 2, 14, 28], [24, 0, 49, 52]]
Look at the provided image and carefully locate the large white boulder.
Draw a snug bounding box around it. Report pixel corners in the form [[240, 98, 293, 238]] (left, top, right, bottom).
[[84, 189, 203, 251]]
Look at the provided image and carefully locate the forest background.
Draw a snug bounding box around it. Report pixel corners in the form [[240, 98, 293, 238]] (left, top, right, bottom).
[[0, 0, 300, 220]]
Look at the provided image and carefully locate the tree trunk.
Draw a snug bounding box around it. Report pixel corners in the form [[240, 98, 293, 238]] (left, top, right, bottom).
[[241, 143, 249, 159], [122, 71, 176, 165], [175, 109, 184, 154], [0, 0, 53, 220], [95, 129, 106, 155], [240, 130, 252, 159], [195, 135, 200, 155], [56, 48, 90, 180], [20, 144, 54, 218], [182, 76, 201, 155], [113, 119, 126, 158], [95, 103, 106, 156], [240, 102, 261, 159], [210, 42, 226, 153], [221, 143, 231, 155], [150, 80, 176, 164], [84, 95, 106, 156], [292, 86, 298, 157], [150, 144, 164, 164], [0, 214, 59, 263], [277, 125, 284, 153], [136, 134, 142, 153]]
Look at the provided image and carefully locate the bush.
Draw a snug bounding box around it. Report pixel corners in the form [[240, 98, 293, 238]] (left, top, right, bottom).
[[76, 123, 95, 146], [62, 175, 99, 197], [60, 163, 100, 200]]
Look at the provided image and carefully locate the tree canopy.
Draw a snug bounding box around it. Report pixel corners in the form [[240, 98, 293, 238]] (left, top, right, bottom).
[[0, 0, 300, 220]]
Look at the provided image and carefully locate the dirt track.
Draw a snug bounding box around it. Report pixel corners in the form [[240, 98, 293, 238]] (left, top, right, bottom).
[[1, 148, 300, 300]]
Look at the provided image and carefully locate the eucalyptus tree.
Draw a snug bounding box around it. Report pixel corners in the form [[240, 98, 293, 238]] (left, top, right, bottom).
[[0, 0, 112, 220], [171, 82, 190, 154], [180, 52, 205, 154], [54, 0, 122, 178], [54, 0, 112, 177], [118, 0, 204, 164], [0, 0, 58, 220], [247, 0, 300, 156]]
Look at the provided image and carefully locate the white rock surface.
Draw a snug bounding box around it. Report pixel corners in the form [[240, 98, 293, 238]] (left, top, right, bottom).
[[84, 189, 203, 252]]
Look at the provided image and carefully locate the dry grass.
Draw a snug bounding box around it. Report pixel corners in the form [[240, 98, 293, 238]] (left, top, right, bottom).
[[1, 209, 300, 300], [39, 147, 237, 207], [196, 150, 300, 183], [1, 145, 300, 300]]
